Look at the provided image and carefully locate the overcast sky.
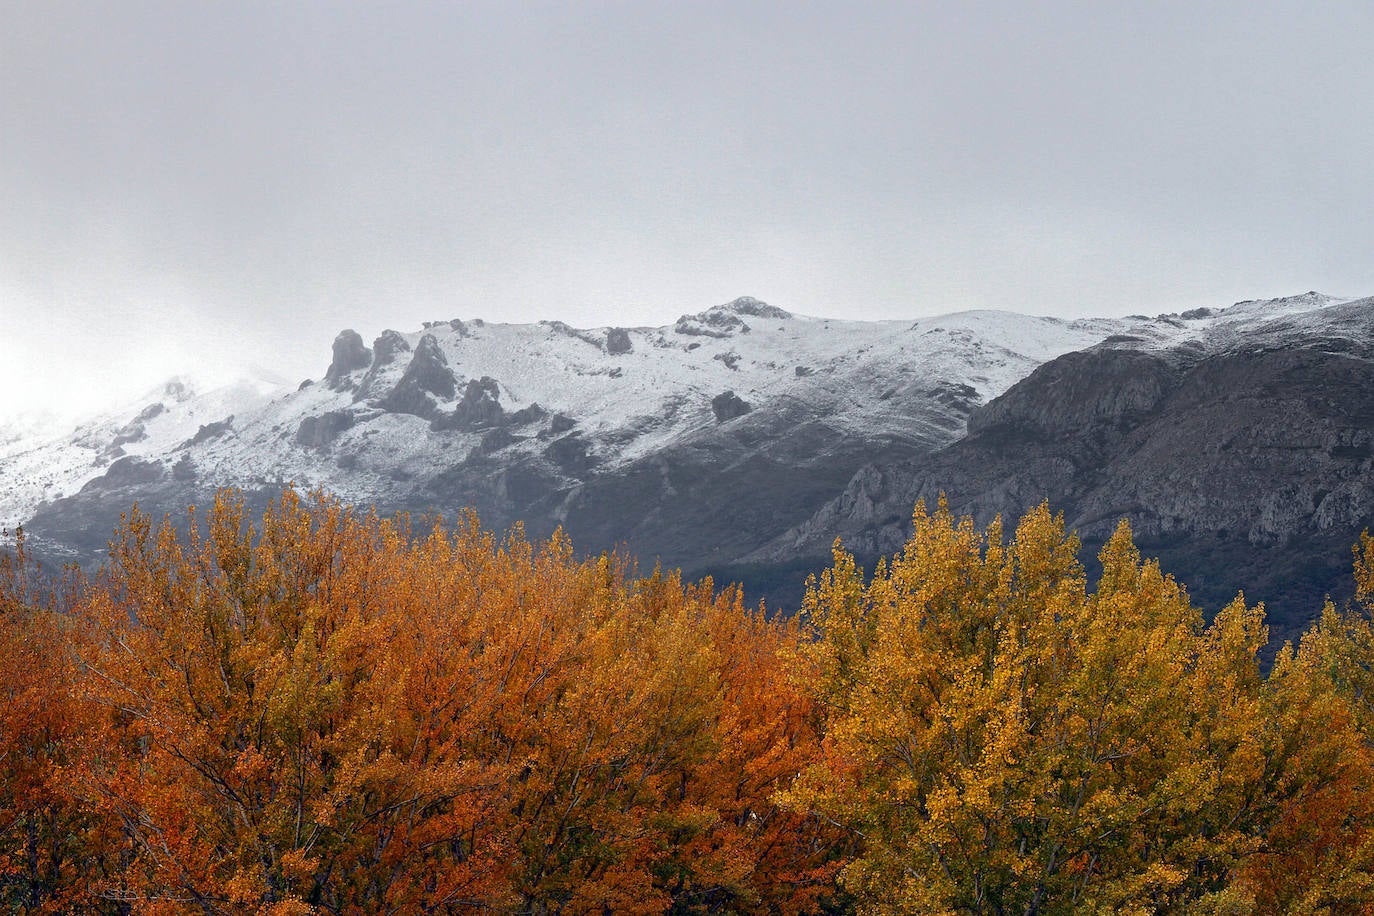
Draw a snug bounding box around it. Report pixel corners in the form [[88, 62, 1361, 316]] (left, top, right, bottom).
[[3, 1, 1373, 420]]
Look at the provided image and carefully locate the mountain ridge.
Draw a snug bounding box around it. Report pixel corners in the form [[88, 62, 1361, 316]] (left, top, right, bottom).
[[5, 292, 1370, 639], [2, 296, 1140, 535], [748, 292, 1374, 641]]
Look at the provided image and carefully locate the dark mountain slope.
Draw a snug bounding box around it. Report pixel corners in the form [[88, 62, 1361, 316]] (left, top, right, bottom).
[[755, 297, 1374, 642]]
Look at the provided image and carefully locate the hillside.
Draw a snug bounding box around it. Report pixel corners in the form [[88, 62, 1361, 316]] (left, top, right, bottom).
[[5, 292, 1371, 637], [2, 296, 1139, 572], [752, 292, 1374, 639]]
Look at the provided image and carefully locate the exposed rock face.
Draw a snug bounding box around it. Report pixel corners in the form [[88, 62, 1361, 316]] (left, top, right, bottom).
[[106, 402, 166, 454], [509, 403, 549, 426], [477, 427, 517, 454], [1181, 307, 1217, 320], [172, 454, 196, 481], [325, 330, 372, 389], [674, 299, 791, 337], [380, 334, 455, 418], [295, 411, 355, 451], [434, 377, 504, 430], [183, 417, 234, 448], [966, 350, 1176, 437], [136, 403, 167, 423], [922, 383, 981, 413], [606, 327, 633, 354], [760, 337, 1374, 647], [372, 330, 411, 367], [676, 311, 750, 338], [84, 457, 165, 492], [723, 296, 792, 320], [545, 433, 593, 474], [542, 321, 604, 349], [355, 330, 414, 400], [711, 391, 752, 422]]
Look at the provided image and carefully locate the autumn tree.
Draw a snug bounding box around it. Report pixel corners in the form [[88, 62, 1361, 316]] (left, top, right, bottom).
[[60, 489, 838, 914], [780, 499, 1313, 915], [11, 488, 1374, 913], [1244, 531, 1374, 913], [0, 533, 117, 912]]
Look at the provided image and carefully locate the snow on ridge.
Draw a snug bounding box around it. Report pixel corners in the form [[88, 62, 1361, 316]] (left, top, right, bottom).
[[4, 293, 1369, 533], [0, 371, 292, 528]]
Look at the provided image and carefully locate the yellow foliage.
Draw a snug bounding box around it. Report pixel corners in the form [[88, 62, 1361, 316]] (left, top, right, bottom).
[[5, 491, 1374, 913], [782, 499, 1374, 915]]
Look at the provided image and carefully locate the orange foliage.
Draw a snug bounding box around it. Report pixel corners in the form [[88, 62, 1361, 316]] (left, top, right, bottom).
[[0, 535, 115, 911], [4, 493, 1374, 914], [1241, 528, 1374, 914], [33, 490, 841, 914]]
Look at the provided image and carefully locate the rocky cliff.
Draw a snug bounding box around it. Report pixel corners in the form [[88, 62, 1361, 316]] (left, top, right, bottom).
[[753, 294, 1374, 642]]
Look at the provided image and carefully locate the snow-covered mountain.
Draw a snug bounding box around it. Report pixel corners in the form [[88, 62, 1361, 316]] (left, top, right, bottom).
[[5, 292, 1370, 630], [750, 291, 1374, 641], [0, 297, 1133, 555]]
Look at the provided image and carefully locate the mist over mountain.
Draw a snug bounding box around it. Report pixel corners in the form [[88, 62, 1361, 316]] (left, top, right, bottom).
[[4, 291, 1371, 639]]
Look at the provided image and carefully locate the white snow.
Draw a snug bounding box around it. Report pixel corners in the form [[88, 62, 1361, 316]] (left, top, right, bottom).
[[2, 293, 1364, 531]]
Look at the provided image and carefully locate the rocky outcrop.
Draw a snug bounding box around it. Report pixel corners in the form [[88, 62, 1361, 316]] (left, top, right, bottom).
[[711, 391, 752, 422], [325, 330, 372, 389], [676, 311, 750, 338], [82, 456, 166, 492], [354, 330, 413, 400], [509, 403, 549, 426], [372, 330, 411, 367], [967, 349, 1176, 438], [434, 377, 504, 431], [722, 296, 792, 320], [295, 411, 355, 451], [171, 454, 196, 481], [163, 379, 192, 401], [674, 298, 792, 338], [103, 402, 166, 457], [380, 335, 456, 419], [542, 321, 604, 349], [545, 433, 593, 474], [606, 328, 633, 354], [182, 417, 234, 448], [477, 427, 517, 454]]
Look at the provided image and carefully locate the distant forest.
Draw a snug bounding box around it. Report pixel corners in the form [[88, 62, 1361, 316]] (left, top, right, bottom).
[[3, 489, 1373, 914]]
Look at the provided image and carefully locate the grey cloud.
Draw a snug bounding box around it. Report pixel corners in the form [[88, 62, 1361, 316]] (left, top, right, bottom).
[[3, 1, 1373, 416]]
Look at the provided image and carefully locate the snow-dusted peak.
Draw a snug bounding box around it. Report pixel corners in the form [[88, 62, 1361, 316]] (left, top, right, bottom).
[[1224, 290, 1343, 319], [0, 370, 289, 528], [1161, 290, 1353, 334], [6, 292, 1371, 541], [670, 296, 795, 338], [1073, 291, 1369, 358], [712, 296, 794, 320]]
